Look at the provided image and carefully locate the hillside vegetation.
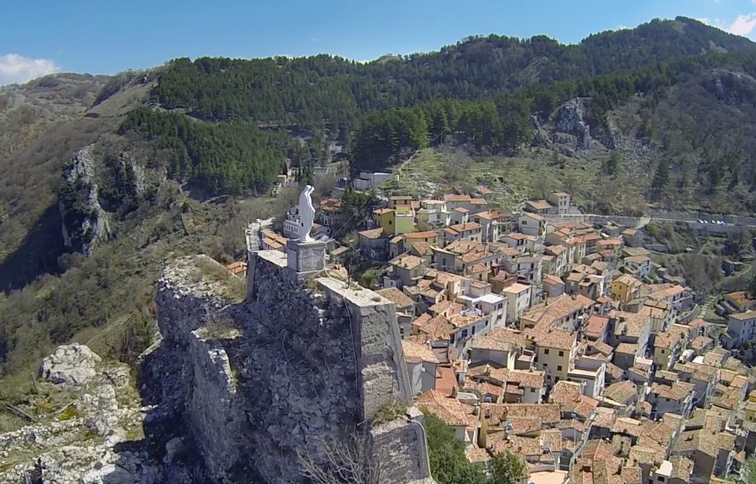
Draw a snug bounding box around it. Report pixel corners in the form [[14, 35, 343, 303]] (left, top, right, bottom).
[[3, 16, 756, 402]]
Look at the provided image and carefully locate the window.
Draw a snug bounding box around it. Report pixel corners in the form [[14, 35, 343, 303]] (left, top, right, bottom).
[[522, 221, 527, 225], [665, 398, 670, 402], [544, 349, 550, 355], [530, 388, 536, 393], [557, 366, 563, 371], [543, 363, 548, 368], [559, 351, 564, 357], [389, 220, 392, 225]]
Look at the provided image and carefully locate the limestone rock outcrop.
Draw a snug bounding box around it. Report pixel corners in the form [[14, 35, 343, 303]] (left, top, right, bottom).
[[554, 97, 592, 151], [59, 145, 112, 255], [3, 251, 433, 484], [39, 343, 102, 385], [1, 348, 163, 484]]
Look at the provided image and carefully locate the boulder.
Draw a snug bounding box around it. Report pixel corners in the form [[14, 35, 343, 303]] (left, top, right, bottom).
[[39, 343, 102, 386]]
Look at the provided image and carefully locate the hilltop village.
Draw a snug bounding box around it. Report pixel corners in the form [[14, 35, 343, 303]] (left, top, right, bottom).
[[248, 185, 756, 484]]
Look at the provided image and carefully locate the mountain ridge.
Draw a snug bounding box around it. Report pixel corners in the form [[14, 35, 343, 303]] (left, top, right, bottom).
[[1, 14, 756, 404]]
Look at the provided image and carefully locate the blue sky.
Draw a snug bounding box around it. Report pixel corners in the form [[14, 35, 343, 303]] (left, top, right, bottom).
[[1, 0, 756, 85]]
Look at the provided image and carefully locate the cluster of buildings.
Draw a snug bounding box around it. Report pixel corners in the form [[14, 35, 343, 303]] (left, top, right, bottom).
[[264, 186, 756, 484]]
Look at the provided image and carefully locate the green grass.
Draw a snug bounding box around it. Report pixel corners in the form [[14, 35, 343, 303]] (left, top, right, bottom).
[[196, 320, 242, 341], [191, 255, 248, 303], [371, 399, 408, 426], [381, 147, 647, 214]]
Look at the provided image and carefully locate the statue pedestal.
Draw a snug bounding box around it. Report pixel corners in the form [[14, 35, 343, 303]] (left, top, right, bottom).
[[286, 239, 326, 275]]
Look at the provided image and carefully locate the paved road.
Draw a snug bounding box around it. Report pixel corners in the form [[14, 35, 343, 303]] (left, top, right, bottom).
[[546, 213, 756, 230]]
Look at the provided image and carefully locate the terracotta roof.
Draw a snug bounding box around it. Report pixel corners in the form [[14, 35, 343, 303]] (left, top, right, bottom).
[[448, 222, 481, 233], [468, 364, 510, 384], [650, 381, 695, 401], [669, 455, 694, 482], [613, 274, 641, 287], [444, 194, 472, 202], [591, 341, 614, 357], [390, 254, 424, 270], [593, 408, 617, 429], [542, 275, 565, 287], [615, 343, 636, 355], [402, 340, 439, 364], [688, 318, 712, 329], [624, 255, 650, 264], [469, 327, 527, 352], [481, 403, 561, 425], [654, 331, 681, 350], [603, 381, 637, 405], [414, 314, 455, 341], [585, 315, 609, 338], [526, 200, 553, 211], [503, 283, 531, 294], [611, 417, 644, 437], [416, 390, 471, 427], [674, 429, 736, 457], [428, 300, 462, 316], [612, 311, 651, 339], [404, 230, 440, 239], [522, 294, 593, 329], [550, 381, 599, 418], [507, 369, 546, 389], [730, 310, 756, 321], [491, 435, 542, 457], [376, 287, 414, 309], [690, 335, 713, 351], [359, 228, 385, 239], [581, 439, 614, 462], [526, 328, 576, 351]]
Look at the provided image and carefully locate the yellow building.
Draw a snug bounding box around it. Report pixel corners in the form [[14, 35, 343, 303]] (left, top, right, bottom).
[[373, 208, 395, 235], [611, 274, 642, 305], [394, 205, 416, 235]]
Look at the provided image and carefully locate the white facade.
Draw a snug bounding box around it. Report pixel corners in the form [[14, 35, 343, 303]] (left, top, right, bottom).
[[405, 359, 437, 397], [727, 311, 756, 343], [518, 213, 546, 237], [567, 357, 606, 399], [458, 292, 508, 328], [504, 283, 532, 323]]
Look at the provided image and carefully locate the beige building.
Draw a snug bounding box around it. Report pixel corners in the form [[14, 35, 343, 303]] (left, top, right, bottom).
[[527, 328, 577, 384], [503, 283, 532, 323]]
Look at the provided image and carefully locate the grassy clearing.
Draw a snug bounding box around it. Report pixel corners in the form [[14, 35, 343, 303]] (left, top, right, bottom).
[[382, 147, 647, 214]]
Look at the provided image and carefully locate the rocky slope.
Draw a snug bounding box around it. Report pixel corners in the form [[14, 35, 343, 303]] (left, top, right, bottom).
[[1, 253, 431, 484]]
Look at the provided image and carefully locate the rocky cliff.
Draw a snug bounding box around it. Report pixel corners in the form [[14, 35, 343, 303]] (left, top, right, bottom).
[[1, 249, 433, 484]]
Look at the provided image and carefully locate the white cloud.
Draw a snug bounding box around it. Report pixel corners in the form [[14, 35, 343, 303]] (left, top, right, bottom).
[[696, 14, 756, 38], [0, 54, 59, 86], [727, 13, 756, 36]]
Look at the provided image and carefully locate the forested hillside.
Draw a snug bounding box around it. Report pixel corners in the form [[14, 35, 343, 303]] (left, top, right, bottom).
[[4, 15, 756, 408]]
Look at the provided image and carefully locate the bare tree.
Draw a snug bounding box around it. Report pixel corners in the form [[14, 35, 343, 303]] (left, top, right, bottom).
[[297, 431, 381, 484]]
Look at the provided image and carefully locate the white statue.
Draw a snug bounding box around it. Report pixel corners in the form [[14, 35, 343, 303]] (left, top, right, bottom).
[[298, 184, 315, 242]]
